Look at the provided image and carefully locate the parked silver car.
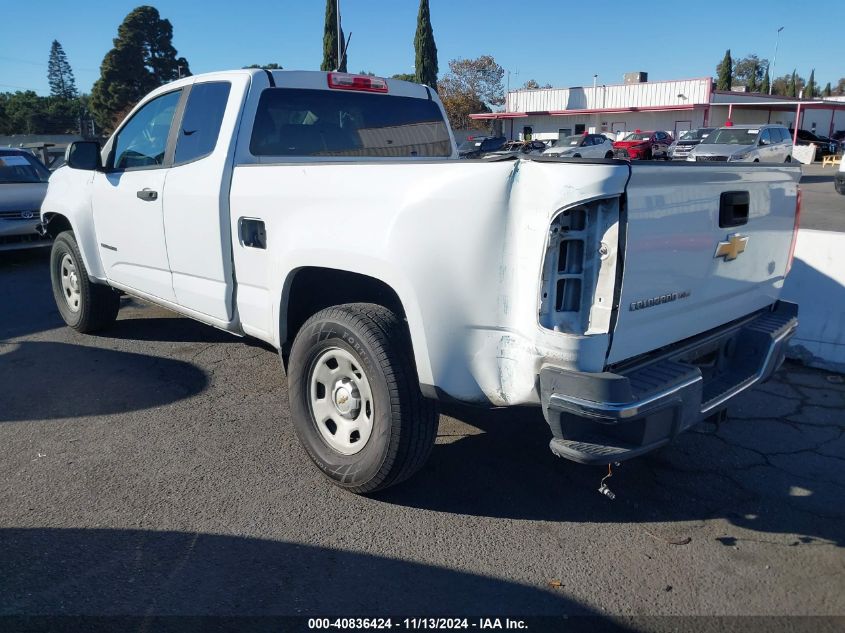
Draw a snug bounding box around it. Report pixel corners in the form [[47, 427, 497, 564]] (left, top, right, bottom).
[[0, 149, 51, 251], [543, 133, 615, 159], [687, 124, 793, 163]]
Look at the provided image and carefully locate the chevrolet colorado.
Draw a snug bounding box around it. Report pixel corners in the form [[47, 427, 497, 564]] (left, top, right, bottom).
[[40, 69, 800, 493]]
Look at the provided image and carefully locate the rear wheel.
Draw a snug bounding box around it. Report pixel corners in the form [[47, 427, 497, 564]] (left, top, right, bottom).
[[50, 231, 120, 333], [287, 303, 438, 494], [785, 155, 792, 163], [572, 153, 581, 159], [605, 151, 614, 159]]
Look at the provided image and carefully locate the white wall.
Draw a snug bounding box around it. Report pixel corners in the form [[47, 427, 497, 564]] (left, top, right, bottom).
[[782, 229, 845, 373], [504, 110, 708, 141]]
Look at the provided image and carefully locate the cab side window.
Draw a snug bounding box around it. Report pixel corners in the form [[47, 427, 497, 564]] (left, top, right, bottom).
[[112, 90, 181, 170], [174, 82, 232, 165], [759, 129, 772, 146]]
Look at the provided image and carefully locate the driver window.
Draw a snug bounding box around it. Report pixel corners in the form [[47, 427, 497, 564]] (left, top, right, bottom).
[[759, 129, 772, 146], [112, 90, 181, 170]]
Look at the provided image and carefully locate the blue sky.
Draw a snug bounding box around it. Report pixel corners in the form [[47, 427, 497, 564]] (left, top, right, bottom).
[[2, 0, 843, 95]]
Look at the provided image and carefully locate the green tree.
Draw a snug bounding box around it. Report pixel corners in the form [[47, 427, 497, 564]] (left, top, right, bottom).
[[320, 0, 346, 72], [47, 40, 78, 99], [733, 54, 767, 92], [787, 69, 797, 97], [391, 73, 415, 82], [760, 66, 771, 94], [805, 69, 815, 98], [522, 79, 553, 90], [437, 56, 505, 130], [0, 91, 79, 134], [243, 63, 282, 69], [414, 0, 438, 90], [823, 82, 832, 97], [716, 49, 733, 90], [836, 78, 845, 95], [90, 5, 191, 131]]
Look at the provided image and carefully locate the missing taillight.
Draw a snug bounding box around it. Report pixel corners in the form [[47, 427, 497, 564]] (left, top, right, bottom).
[[558, 240, 584, 274], [556, 278, 581, 312], [785, 188, 801, 276]]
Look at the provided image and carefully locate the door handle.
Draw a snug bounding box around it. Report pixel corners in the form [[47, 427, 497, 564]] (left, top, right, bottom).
[[136, 189, 158, 201]]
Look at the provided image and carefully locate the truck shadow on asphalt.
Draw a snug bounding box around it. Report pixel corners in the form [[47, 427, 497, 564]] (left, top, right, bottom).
[[0, 341, 208, 422], [377, 392, 845, 547], [0, 528, 621, 626]]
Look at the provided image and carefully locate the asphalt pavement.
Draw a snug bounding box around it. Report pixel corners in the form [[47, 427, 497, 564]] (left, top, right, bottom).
[[797, 163, 845, 232], [0, 177, 844, 626]]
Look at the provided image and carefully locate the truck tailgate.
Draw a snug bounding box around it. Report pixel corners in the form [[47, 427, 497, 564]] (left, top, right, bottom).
[[606, 164, 800, 365]]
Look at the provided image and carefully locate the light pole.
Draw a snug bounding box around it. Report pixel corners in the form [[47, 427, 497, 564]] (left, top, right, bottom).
[[769, 26, 784, 96]]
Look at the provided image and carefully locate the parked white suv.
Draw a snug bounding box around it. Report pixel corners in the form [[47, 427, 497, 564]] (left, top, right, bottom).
[[543, 133, 615, 159], [687, 124, 793, 163]]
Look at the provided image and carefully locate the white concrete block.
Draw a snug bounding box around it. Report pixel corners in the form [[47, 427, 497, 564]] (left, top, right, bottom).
[[781, 229, 845, 373]]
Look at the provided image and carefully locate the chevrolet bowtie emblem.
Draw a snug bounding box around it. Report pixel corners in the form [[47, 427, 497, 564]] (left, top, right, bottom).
[[715, 234, 749, 261]]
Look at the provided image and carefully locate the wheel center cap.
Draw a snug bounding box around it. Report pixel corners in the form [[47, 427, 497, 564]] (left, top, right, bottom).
[[69, 272, 79, 292], [333, 380, 360, 417]]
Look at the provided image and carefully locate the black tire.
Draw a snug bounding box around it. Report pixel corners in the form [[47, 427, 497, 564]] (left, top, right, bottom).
[[605, 151, 613, 159], [572, 154, 581, 158], [50, 231, 120, 333], [644, 150, 652, 160], [785, 155, 792, 163], [287, 303, 438, 494]]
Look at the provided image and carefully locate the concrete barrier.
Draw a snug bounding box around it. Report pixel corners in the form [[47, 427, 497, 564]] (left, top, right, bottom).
[[781, 228, 845, 373], [792, 144, 816, 165]]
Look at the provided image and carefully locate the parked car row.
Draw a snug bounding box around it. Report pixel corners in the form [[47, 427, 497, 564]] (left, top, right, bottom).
[[0, 148, 52, 251]]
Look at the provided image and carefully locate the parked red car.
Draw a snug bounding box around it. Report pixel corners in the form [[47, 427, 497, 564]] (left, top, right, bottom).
[[612, 130, 674, 160]]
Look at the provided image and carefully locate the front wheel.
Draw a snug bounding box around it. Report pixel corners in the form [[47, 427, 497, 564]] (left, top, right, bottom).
[[785, 155, 792, 163], [50, 231, 120, 333], [287, 303, 438, 494]]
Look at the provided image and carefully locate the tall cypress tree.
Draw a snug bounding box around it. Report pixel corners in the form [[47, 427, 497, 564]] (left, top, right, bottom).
[[321, 0, 346, 72], [414, 0, 438, 90], [805, 69, 815, 99], [787, 70, 797, 97], [47, 40, 78, 99], [823, 82, 832, 98], [716, 49, 733, 91], [761, 65, 771, 94]]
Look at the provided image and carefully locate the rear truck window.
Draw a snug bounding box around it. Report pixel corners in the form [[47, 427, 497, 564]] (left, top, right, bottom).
[[249, 88, 452, 158]]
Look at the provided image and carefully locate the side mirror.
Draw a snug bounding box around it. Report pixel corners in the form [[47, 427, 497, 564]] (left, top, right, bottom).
[[66, 141, 102, 171]]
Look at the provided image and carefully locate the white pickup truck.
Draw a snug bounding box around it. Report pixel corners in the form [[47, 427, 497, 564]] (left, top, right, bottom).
[[40, 69, 800, 494]]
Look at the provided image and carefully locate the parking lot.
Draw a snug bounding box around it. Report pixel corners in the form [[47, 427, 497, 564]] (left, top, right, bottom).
[[0, 169, 843, 623]]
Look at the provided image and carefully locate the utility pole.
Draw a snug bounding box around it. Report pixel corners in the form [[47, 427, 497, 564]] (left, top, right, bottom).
[[506, 69, 519, 103], [769, 26, 783, 96]]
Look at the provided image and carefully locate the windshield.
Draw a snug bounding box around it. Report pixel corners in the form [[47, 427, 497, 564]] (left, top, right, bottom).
[[622, 132, 651, 141], [679, 128, 713, 141], [702, 128, 759, 145], [560, 135, 584, 147], [0, 152, 50, 183]]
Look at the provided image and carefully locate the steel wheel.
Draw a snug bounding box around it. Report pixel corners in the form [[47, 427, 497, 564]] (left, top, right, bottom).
[[308, 346, 375, 455], [59, 253, 81, 313]]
